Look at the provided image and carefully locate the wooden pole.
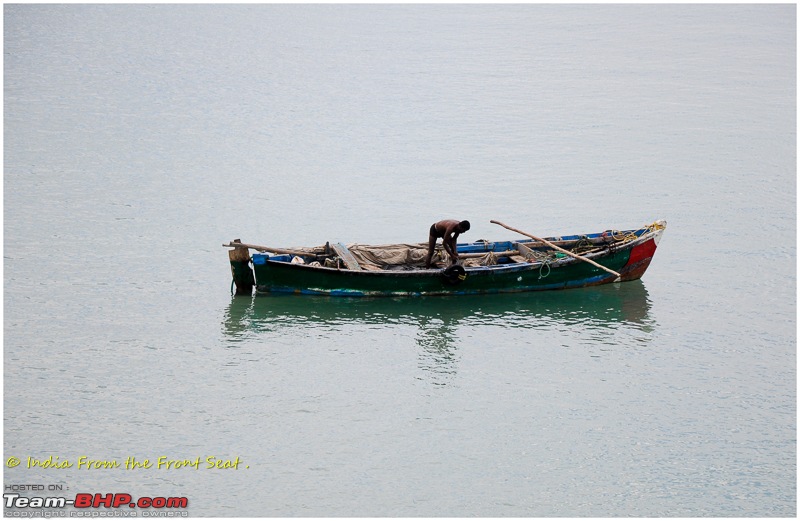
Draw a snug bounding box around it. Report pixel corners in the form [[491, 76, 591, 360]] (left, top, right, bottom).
[[223, 241, 320, 256], [490, 220, 621, 281]]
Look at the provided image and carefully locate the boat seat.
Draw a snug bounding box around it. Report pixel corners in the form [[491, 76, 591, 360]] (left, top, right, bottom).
[[516, 242, 536, 260], [331, 243, 362, 270]]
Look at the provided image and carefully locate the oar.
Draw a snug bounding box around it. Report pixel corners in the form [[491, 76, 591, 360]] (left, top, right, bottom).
[[490, 220, 622, 282]]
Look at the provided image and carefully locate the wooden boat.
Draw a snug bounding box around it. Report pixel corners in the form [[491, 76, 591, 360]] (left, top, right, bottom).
[[224, 220, 666, 297]]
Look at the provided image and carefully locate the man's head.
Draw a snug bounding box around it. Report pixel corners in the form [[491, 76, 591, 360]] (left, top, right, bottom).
[[458, 220, 471, 233]]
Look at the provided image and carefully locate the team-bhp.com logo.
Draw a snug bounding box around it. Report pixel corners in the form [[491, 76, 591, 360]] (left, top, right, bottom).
[[4, 493, 189, 517]]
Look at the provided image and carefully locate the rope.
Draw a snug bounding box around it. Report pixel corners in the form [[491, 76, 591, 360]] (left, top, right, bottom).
[[538, 259, 551, 279], [611, 229, 637, 242], [607, 221, 665, 245], [643, 221, 666, 234], [573, 235, 594, 254]]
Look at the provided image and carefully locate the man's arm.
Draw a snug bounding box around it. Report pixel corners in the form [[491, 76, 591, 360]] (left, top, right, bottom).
[[444, 231, 460, 259]]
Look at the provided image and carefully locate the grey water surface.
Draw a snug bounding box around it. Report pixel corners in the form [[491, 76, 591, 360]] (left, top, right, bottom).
[[4, 4, 795, 517]]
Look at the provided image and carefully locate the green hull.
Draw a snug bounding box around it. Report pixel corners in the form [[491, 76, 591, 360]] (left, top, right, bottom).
[[255, 256, 622, 296], [253, 234, 661, 297]]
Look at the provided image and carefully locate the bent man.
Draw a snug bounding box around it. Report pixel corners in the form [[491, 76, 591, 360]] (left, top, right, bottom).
[[425, 220, 471, 268]]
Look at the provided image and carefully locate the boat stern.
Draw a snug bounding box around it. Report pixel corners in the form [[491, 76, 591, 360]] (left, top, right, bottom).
[[228, 240, 255, 295]]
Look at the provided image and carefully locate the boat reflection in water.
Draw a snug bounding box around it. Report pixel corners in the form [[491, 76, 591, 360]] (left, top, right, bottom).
[[221, 280, 655, 383]]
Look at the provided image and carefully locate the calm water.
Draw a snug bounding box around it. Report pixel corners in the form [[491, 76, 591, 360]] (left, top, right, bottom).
[[4, 4, 795, 517]]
